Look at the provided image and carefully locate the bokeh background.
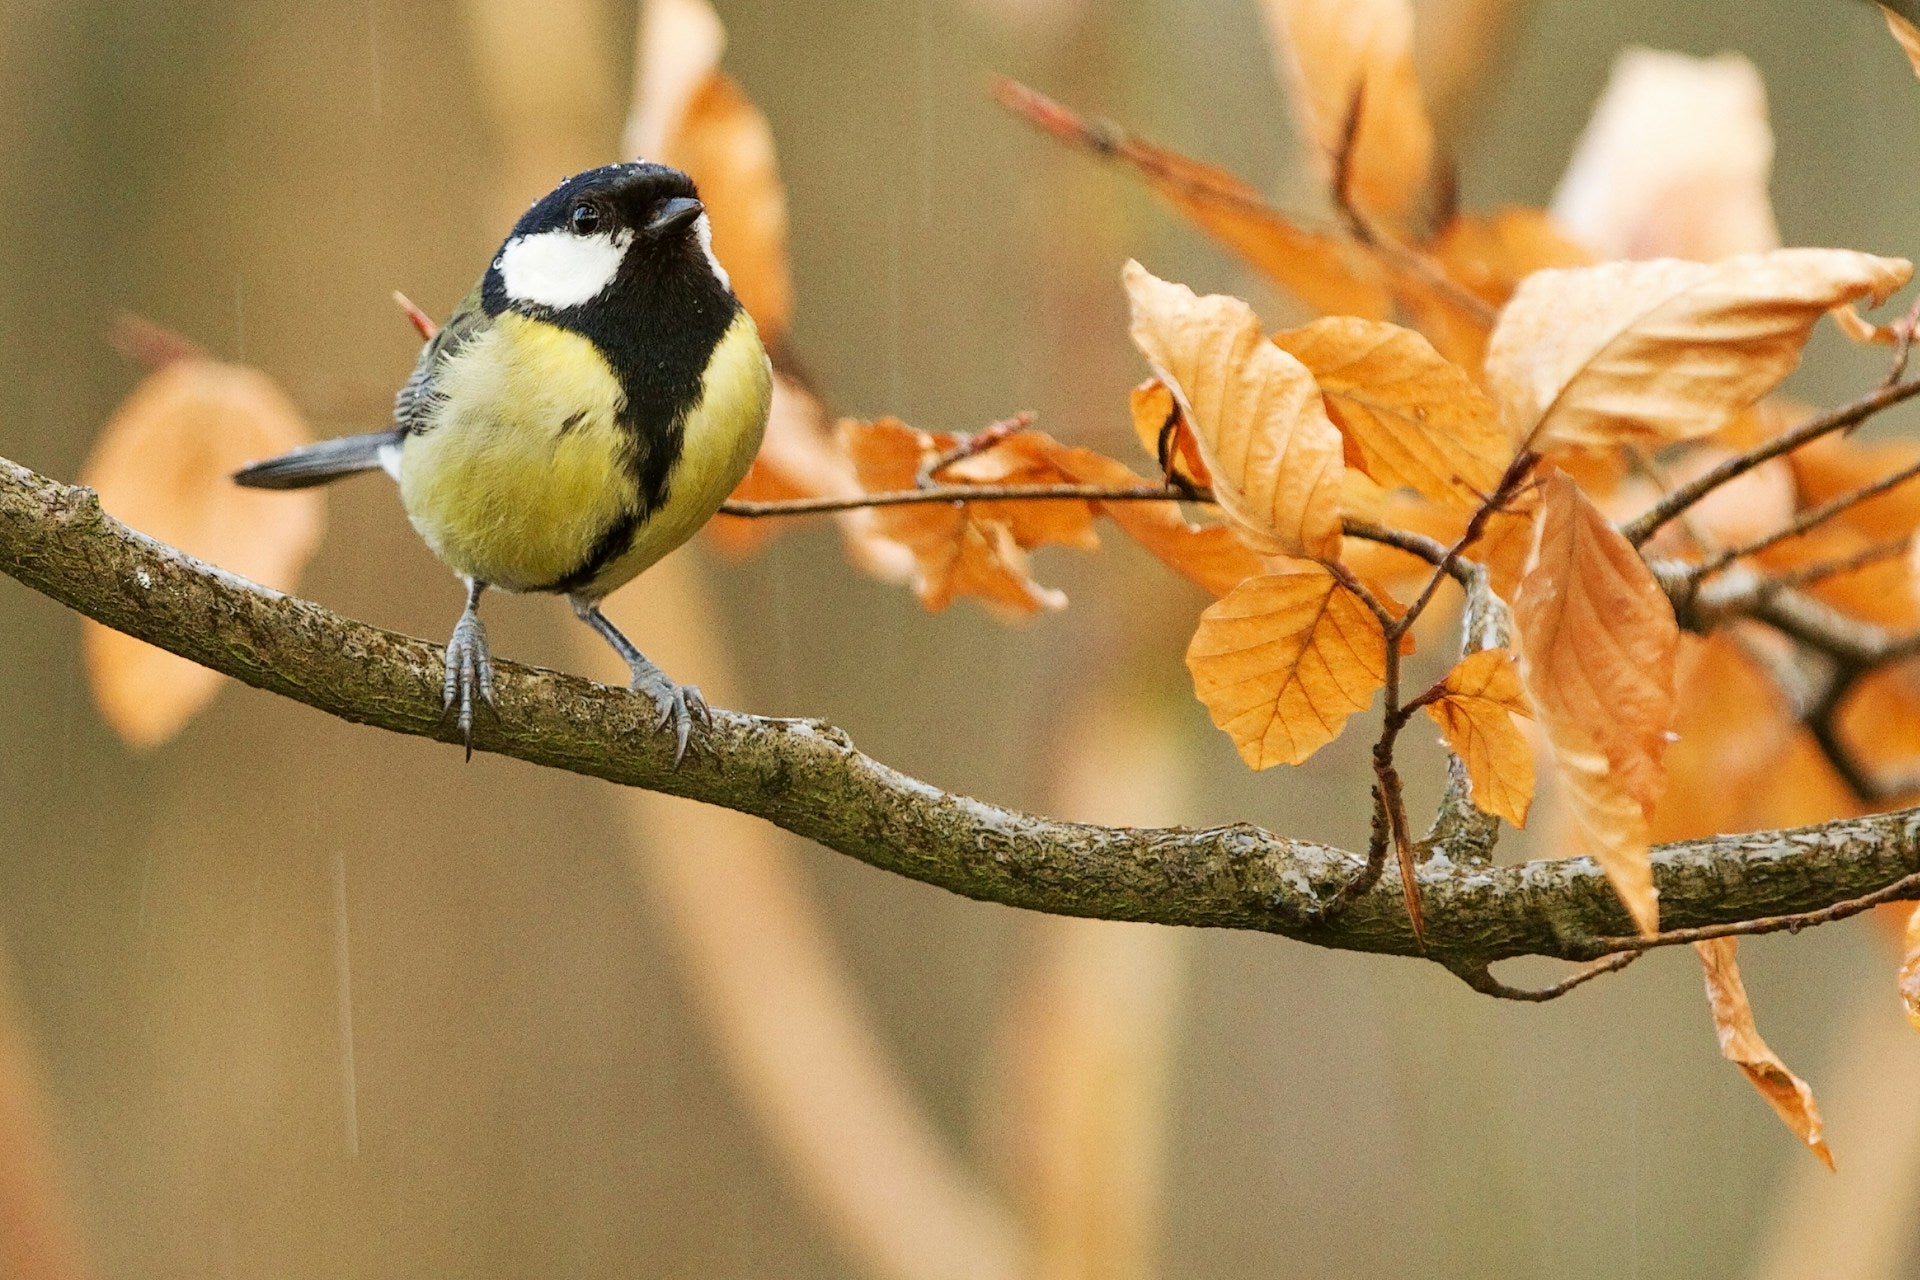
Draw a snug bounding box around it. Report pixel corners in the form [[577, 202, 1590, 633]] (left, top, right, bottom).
[[2, 0, 1919, 1277]]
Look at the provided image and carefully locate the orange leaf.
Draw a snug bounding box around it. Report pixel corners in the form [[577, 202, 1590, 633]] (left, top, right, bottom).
[[1550, 50, 1778, 262], [1273, 317, 1505, 509], [1486, 250, 1912, 452], [1901, 905, 1920, 1033], [1422, 648, 1535, 826], [1123, 262, 1344, 558], [942, 433, 1101, 554], [1697, 938, 1835, 1170], [1513, 472, 1678, 935], [1186, 562, 1387, 768], [1047, 446, 1262, 597], [626, 0, 792, 340], [81, 358, 324, 747], [994, 80, 1392, 318], [1260, 0, 1436, 229], [1884, 5, 1920, 78], [843, 418, 1068, 615]]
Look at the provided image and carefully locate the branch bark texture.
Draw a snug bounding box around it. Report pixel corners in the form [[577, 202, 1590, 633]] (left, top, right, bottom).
[[5, 454, 1919, 971]]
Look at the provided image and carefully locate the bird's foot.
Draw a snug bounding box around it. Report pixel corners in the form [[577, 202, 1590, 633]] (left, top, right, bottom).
[[630, 668, 711, 766], [441, 609, 496, 760]]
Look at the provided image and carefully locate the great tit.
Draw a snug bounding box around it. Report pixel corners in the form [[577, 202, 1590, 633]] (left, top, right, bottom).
[[235, 162, 772, 759]]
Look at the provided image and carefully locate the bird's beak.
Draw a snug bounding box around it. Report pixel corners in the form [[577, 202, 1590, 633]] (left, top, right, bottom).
[[646, 197, 704, 236]]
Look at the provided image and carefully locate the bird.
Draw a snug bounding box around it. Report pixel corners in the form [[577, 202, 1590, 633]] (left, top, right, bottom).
[[233, 161, 772, 761]]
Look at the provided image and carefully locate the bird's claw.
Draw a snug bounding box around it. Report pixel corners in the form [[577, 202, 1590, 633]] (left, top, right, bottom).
[[441, 611, 496, 760], [632, 673, 709, 766]]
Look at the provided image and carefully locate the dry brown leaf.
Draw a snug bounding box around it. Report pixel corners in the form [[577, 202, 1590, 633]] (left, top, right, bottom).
[[1551, 49, 1778, 262], [1260, 0, 1435, 229], [1486, 250, 1912, 452], [626, 0, 792, 340], [1514, 472, 1678, 935], [1124, 262, 1344, 558], [844, 418, 1071, 614], [943, 434, 1102, 554], [1046, 446, 1263, 597], [994, 80, 1392, 318], [1884, 5, 1920, 78], [1273, 317, 1506, 509], [1423, 647, 1534, 826], [1186, 561, 1387, 768], [1901, 906, 1920, 1033], [81, 358, 324, 747], [1698, 937, 1835, 1169]]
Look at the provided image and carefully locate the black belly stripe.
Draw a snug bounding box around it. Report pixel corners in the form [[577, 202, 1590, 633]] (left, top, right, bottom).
[[547, 509, 641, 595]]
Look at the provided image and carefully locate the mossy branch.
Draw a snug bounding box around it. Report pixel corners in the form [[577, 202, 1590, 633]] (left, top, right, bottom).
[[4, 452, 1919, 989]]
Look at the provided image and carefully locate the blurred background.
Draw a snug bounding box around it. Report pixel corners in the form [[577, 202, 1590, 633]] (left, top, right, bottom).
[[2, 0, 1920, 1277]]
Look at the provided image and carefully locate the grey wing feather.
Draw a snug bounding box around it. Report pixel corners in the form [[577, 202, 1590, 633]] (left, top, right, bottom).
[[394, 284, 489, 437]]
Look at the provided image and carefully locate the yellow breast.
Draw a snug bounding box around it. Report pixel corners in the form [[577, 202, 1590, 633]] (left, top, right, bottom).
[[395, 309, 771, 597], [398, 314, 633, 592]]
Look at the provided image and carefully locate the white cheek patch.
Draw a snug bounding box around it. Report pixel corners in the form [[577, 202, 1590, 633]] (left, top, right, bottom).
[[693, 213, 731, 292], [495, 227, 634, 308]]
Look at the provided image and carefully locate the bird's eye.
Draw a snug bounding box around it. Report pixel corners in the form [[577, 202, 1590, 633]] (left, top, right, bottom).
[[569, 202, 601, 235]]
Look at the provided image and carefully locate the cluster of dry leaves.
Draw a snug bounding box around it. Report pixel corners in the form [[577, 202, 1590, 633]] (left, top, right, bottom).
[[73, 0, 1920, 1168]]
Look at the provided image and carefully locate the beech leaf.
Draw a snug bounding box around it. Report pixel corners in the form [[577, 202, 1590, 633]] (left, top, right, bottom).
[[1551, 50, 1779, 263], [1260, 0, 1435, 228], [844, 418, 1072, 615], [82, 358, 324, 747], [1186, 562, 1387, 769], [1273, 317, 1505, 509], [1514, 472, 1678, 935], [1698, 938, 1835, 1170], [1901, 905, 1920, 1034], [1884, 5, 1920, 79], [1486, 250, 1912, 452], [1422, 647, 1535, 827], [1124, 262, 1344, 559]]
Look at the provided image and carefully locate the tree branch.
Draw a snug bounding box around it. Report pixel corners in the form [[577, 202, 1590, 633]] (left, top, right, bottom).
[[5, 453, 1920, 973]]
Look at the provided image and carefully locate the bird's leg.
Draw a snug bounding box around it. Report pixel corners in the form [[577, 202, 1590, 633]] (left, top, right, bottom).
[[442, 578, 495, 760], [568, 594, 709, 765]]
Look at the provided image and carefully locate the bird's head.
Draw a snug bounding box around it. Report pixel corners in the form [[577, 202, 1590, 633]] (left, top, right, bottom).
[[485, 162, 730, 315]]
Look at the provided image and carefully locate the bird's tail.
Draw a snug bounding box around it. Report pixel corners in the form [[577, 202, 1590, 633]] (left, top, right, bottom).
[[233, 429, 403, 490]]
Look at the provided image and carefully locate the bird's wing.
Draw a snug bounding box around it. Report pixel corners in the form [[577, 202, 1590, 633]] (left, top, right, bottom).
[[394, 280, 491, 435]]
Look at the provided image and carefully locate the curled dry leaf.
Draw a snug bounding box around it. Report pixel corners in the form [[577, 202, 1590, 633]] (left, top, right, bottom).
[[1884, 5, 1920, 78], [1129, 378, 1209, 488], [626, 0, 792, 340], [1260, 0, 1435, 229], [1513, 472, 1678, 936], [1901, 905, 1920, 1033], [81, 358, 324, 747], [1698, 938, 1835, 1170], [993, 79, 1391, 318], [1486, 250, 1912, 452], [1551, 49, 1778, 263], [844, 418, 1075, 615], [1185, 561, 1387, 768], [1422, 647, 1534, 826], [1273, 317, 1505, 509], [1123, 262, 1344, 558]]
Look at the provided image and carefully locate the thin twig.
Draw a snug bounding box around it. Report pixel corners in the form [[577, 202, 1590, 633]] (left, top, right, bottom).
[[1451, 951, 1640, 1003], [1623, 378, 1920, 547], [1769, 537, 1909, 590], [914, 413, 1035, 488], [1695, 451, 1920, 577], [720, 483, 1195, 517], [1574, 868, 1920, 958]]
